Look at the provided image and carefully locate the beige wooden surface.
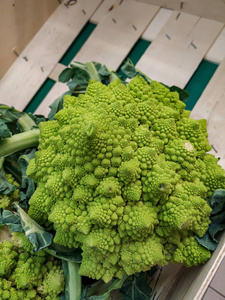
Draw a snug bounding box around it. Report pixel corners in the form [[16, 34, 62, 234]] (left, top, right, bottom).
[[0, 0, 103, 111], [35, 0, 159, 116], [137, 0, 225, 23], [0, 0, 59, 80], [74, 0, 159, 69], [205, 27, 225, 64], [190, 58, 225, 169], [0, 1, 225, 298], [136, 11, 224, 88]]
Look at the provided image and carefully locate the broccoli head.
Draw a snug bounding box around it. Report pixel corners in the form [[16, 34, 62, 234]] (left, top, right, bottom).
[[0, 232, 64, 299], [26, 75, 225, 282]]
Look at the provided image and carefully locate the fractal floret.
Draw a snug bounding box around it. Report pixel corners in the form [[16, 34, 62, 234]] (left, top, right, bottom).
[[0, 232, 64, 299], [26, 75, 225, 282]]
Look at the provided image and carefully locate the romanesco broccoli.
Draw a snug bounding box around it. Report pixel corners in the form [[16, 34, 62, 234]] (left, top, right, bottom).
[[0, 174, 20, 210], [26, 75, 225, 282], [0, 232, 65, 299]]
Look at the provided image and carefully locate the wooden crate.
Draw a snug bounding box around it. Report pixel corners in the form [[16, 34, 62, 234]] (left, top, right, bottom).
[[0, 1, 225, 299]]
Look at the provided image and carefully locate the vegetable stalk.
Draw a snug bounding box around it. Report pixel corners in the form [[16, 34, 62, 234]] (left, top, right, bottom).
[[0, 129, 40, 158], [62, 260, 82, 300]]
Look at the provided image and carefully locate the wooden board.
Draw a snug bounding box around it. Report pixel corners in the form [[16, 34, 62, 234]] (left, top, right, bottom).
[[142, 8, 173, 41], [137, 0, 225, 23], [166, 232, 225, 300], [74, 0, 159, 70], [0, 0, 59, 80], [0, 0, 103, 111], [135, 12, 223, 88], [36, 0, 159, 116], [190, 58, 225, 169], [90, 0, 118, 24], [205, 26, 225, 64]]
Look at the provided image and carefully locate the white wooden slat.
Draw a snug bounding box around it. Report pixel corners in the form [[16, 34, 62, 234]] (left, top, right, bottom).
[[48, 63, 66, 82], [73, 0, 159, 70], [190, 58, 225, 169], [0, 0, 103, 111], [165, 233, 225, 300], [205, 26, 225, 64], [136, 0, 225, 24], [35, 81, 69, 117], [142, 8, 173, 41], [37, 0, 159, 116], [90, 0, 118, 24], [135, 12, 224, 88]]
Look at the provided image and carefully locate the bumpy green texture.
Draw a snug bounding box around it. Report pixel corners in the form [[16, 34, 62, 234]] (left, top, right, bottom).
[[0, 232, 64, 299], [27, 75, 225, 282], [0, 174, 20, 210]]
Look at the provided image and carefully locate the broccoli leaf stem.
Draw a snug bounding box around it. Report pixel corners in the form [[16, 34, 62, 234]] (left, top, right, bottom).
[[62, 260, 82, 300], [0, 129, 40, 158], [17, 114, 37, 132]]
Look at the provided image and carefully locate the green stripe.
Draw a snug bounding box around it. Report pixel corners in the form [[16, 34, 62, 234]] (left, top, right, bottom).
[[183, 60, 218, 111], [117, 39, 151, 76], [24, 78, 55, 114], [59, 22, 96, 66], [23, 22, 96, 113]]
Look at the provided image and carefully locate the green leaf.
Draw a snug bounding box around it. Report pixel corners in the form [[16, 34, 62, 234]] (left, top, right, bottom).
[[48, 92, 71, 120], [121, 58, 138, 78], [120, 272, 152, 300], [0, 119, 12, 139], [14, 204, 53, 252], [196, 189, 225, 251], [0, 157, 17, 195], [169, 86, 190, 102], [121, 59, 151, 84], [0, 209, 23, 232], [62, 260, 82, 300], [208, 189, 225, 215], [59, 68, 75, 83], [81, 277, 128, 300], [45, 243, 82, 263], [195, 233, 218, 251], [18, 149, 36, 208], [0, 104, 24, 124]]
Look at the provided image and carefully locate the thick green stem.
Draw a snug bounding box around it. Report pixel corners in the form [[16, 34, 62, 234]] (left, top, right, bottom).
[[17, 114, 37, 132], [62, 260, 82, 300], [0, 129, 40, 158]]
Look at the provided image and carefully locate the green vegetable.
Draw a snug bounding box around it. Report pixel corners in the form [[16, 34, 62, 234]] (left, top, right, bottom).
[[16, 75, 224, 283], [48, 61, 125, 120], [196, 189, 225, 250], [0, 233, 65, 299], [1, 61, 225, 299]]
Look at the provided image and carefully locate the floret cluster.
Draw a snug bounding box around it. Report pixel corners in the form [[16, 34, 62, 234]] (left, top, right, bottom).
[[26, 76, 225, 282], [0, 232, 64, 299]]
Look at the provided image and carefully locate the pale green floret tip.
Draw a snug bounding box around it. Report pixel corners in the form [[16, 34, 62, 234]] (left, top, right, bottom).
[[0, 233, 64, 299], [25, 75, 225, 282]]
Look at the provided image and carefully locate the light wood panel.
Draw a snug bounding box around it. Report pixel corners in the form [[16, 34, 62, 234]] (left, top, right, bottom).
[[142, 8, 173, 41], [0, 0, 59, 80], [74, 0, 159, 70], [90, 0, 118, 24], [36, 0, 159, 116], [190, 58, 225, 169], [136, 0, 225, 23], [0, 0, 103, 111], [205, 26, 225, 64], [136, 12, 223, 88], [34, 81, 69, 117]]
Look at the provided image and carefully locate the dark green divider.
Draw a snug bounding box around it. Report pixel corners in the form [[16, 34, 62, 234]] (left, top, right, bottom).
[[184, 60, 218, 111], [24, 78, 55, 114], [24, 29, 218, 114], [117, 39, 151, 76], [59, 22, 96, 66], [23, 22, 97, 114]]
